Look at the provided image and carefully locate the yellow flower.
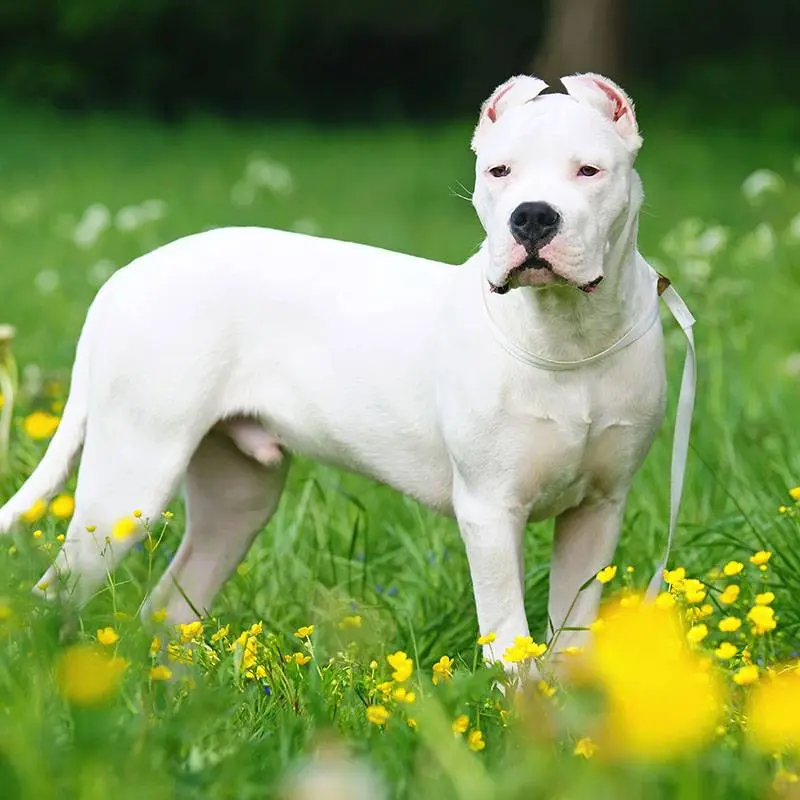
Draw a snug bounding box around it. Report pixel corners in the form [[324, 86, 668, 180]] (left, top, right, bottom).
[[581, 600, 724, 761], [149, 637, 161, 657], [750, 551, 772, 566], [663, 567, 686, 589], [23, 411, 60, 440], [211, 625, 230, 643], [503, 636, 547, 664], [249, 622, 263, 635], [733, 665, 759, 686], [179, 621, 203, 642], [369, 660, 378, 670], [255, 665, 267, 680], [682, 578, 707, 604], [32, 529, 43, 539], [432, 655, 454, 685], [291, 652, 311, 666], [655, 592, 677, 610], [112, 517, 138, 541], [149, 665, 172, 681], [56, 534, 64, 543], [596, 565, 617, 584], [96, 626, 119, 646], [167, 643, 193, 664], [723, 561, 744, 576], [21, 499, 46, 524], [367, 705, 389, 726], [747, 605, 777, 635], [407, 718, 417, 729], [49, 495, 75, 520], [339, 615, 362, 629], [452, 714, 469, 735], [719, 585, 740, 605], [574, 737, 598, 758], [755, 592, 775, 606], [392, 687, 416, 704], [719, 616, 741, 633], [563, 645, 584, 657], [56, 644, 125, 705], [714, 642, 737, 660], [538, 679, 557, 698], [151, 608, 168, 624], [790, 487, 800, 501], [467, 730, 485, 752], [477, 632, 496, 646], [387, 651, 413, 683], [686, 624, 708, 644], [294, 625, 314, 638]]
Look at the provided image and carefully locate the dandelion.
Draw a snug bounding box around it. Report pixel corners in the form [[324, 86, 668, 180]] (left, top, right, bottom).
[[21, 500, 46, 524], [715, 642, 737, 660], [149, 665, 172, 681], [503, 636, 547, 663], [719, 617, 742, 632], [23, 411, 59, 440], [574, 737, 598, 758], [432, 655, 454, 685], [97, 627, 119, 646], [719, 585, 740, 605], [686, 625, 708, 644], [387, 651, 413, 683], [596, 565, 617, 584], [294, 625, 314, 638], [452, 715, 469, 735], [750, 551, 772, 566], [477, 632, 496, 646], [733, 665, 759, 686], [112, 517, 138, 541], [56, 645, 125, 705], [49, 495, 75, 519], [755, 592, 775, 606], [723, 561, 744, 576], [179, 621, 203, 642], [467, 730, 486, 752], [747, 605, 777, 635], [366, 705, 389, 726]]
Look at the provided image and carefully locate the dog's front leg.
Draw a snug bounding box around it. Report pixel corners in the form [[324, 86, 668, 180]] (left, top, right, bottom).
[[547, 496, 626, 660], [453, 474, 530, 673]]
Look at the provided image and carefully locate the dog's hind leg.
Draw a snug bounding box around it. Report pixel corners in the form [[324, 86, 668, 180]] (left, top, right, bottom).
[[141, 428, 289, 627], [35, 419, 197, 607]]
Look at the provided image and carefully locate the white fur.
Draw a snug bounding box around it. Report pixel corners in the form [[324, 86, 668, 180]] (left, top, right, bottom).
[[0, 73, 666, 670]]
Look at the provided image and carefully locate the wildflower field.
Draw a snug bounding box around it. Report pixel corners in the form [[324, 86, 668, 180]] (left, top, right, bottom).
[[0, 103, 799, 799]]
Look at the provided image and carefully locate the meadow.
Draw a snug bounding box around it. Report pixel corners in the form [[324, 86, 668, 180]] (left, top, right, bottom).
[[0, 101, 798, 799]]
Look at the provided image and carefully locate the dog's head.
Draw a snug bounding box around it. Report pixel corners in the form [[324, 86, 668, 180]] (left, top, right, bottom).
[[471, 73, 642, 295]]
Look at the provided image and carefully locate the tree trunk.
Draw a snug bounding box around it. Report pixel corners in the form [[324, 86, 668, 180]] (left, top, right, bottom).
[[532, 0, 625, 84]]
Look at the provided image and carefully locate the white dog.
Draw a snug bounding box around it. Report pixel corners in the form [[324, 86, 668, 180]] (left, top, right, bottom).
[[0, 73, 670, 668]]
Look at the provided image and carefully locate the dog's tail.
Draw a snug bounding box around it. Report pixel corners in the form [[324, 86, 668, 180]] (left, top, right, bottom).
[[0, 320, 92, 534]]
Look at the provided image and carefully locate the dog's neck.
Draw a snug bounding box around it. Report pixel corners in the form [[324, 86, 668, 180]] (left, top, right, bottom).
[[480, 184, 654, 364]]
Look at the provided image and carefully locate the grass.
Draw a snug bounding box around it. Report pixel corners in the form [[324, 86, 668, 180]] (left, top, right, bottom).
[[0, 102, 799, 799]]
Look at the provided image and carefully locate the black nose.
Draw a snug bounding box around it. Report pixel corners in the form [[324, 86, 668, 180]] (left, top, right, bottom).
[[509, 202, 561, 247]]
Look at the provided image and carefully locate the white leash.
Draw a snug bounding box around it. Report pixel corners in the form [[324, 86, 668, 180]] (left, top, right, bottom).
[[482, 270, 697, 598]]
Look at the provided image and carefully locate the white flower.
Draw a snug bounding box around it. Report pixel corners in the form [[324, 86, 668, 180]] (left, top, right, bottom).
[[245, 156, 294, 195], [787, 212, 800, 242], [72, 203, 111, 249], [231, 181, 256, 207], [34, 269, 60, 294], [741, 169, 784, 205], [735, 223, 776, 263], [87, 259, 116, 286], [115, 206, 143, 232]]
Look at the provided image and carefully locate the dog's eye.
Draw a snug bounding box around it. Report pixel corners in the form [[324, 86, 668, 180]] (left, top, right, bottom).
[[488, 165, 510, 178], [577, 165, 600, 177]]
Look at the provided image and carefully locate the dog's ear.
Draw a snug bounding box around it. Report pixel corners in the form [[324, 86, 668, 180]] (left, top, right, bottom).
[[560, 73, 642, 153], [471, 75, 548, 152]]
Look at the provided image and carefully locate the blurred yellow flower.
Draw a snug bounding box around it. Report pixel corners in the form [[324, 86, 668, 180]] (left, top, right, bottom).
[[151, 607, 168, 624], [179, 621, 203, 642], [790, 487, 800, 501], [291, 652, 311, 666], [432, 655, 454, 685], [392, 687, 416, 704], [719, 617, 742, 633], [376, 681, 394, 697], [49, 495, 75, 520], [682, 579, 706, 604], [723, 561, 744, 576], [21, 499, 46, 524], [538, 680, 557, 697], [56, 644, 125, 705], [747, 670, 800, 755], [747, 605, 777, 635], [387, 651, 413, 683], [149, 637, 160, 657], [339, 615, 362, 629], [719, 585, 740, 605], [755, 592, 775, 606], [112, 517, 138, 541], [750, 551, 772, 566], [477, 632, 496, 646], [574, 737, 598, 758], [23, 411, 60, 440], [714, 642, 737, 660], [32, 529, 42, 539], [211, 625, 229, 643], [294, 625, 314, 638], [596, 565, 617, 584], [686, 624, 708, 644], [655, 592, 677, 610], [467, 730, 485, 752], [367, 705, 389, 726], [96, 627, 119, 646], [733, 665, 759, 686], [149, 665, 172, 681], [503, 636, 546, 663], [452, 715, 469, 735]]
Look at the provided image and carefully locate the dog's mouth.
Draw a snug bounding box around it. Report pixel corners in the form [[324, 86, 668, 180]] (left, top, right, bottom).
[[488, 257, 604, 296]]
